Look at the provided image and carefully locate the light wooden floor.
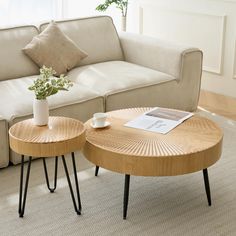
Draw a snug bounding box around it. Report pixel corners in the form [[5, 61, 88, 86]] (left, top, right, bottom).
[[198, 90, 236, 121]]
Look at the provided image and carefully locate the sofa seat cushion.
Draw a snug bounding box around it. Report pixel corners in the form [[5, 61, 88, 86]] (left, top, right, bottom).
[[0, 76, 103, 124], [67, 61, 176, 110], [68, 61, 175, 94]]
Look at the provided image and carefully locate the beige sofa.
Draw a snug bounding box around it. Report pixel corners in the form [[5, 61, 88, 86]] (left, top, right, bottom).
[[0, 16, 202, 168]]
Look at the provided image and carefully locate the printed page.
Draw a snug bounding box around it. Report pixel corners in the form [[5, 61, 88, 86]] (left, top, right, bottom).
[[124, 107, 193, 134]]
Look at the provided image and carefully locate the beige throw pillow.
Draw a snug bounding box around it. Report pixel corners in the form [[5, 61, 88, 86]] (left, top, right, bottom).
[[23, 21, 87, 75]]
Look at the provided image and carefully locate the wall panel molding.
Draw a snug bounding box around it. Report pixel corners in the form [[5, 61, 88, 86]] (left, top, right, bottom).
[[139, 6, 144, 35], [139, 5, 226, 75], [233, 40, 236, 79], [210, 0, 236, 3]]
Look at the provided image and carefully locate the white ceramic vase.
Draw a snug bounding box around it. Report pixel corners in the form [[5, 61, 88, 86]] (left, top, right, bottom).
[[33, 98, 49, 126], [121, 16, 127, 31]]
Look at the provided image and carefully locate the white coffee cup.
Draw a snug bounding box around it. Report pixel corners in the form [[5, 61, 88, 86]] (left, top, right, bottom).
[[92, 113, 107, 127]]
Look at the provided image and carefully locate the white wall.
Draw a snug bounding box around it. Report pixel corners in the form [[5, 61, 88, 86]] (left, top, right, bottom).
[[63, 0, 138, 33], [134, 0, 236, 98], [0, 0, 138, 31]]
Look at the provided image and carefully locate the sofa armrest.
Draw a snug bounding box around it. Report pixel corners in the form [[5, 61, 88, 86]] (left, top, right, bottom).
[[119, 32, 202, 80], [119, 32, 203, 111]]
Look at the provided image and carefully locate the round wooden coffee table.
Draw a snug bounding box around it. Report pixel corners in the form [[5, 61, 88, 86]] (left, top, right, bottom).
[[83, 108, 223, 219], [9, 116, 85, 217]]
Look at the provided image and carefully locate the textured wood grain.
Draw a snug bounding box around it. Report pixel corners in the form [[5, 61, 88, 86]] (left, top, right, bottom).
[[199, 90, 236, 120], [83, 108, 223, 176], [9, 117, 85, 157]]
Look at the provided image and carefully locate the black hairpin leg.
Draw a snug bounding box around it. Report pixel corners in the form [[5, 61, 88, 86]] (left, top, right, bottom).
[[19, 155, 32, 218], [43, 157, 58, 193], [71, 152, 82, 212], [95, 166, 99, 176], [62, 153, 81, 215], [203, 168, 211, 206], [123, 174, 130, 220]]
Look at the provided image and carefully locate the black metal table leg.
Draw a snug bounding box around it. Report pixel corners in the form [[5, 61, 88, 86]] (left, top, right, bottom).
[[43, 157, 58, 193], [123, 174, 130, 219], [203, 168, 211, 206], [71, 152, 82, 211], [95, 166, 99, 176], [62, 153, 82, 215], [18, 155, 32, 218]]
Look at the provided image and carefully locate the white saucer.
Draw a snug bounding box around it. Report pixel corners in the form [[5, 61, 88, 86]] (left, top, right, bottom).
[[91, 121, 111, 129]]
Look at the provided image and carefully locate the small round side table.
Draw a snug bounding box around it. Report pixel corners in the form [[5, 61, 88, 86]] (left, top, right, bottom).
[[9, 116, 86, 217]]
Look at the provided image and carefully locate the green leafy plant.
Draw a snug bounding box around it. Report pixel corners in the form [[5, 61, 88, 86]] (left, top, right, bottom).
[[96, 0, 129, 17], [28, 66, 73, 100]]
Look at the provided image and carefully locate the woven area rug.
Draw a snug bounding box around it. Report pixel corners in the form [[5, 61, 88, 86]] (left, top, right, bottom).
[[0, 110, 235, 236]]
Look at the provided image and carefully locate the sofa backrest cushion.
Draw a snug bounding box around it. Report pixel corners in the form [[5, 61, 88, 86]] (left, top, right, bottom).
[[0, 26, 39, 81], [39, 16, 124, 66]]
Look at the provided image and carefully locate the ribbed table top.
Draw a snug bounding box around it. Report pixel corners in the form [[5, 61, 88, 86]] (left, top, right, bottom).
[[83, 108, 223, 176], [85, 108, 222, 157], [9, 116, 85, 143], [9, 116, 86, 157]]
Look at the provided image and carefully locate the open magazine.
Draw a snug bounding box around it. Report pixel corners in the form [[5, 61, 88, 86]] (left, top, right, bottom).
[[124, 107, 193, 134]]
